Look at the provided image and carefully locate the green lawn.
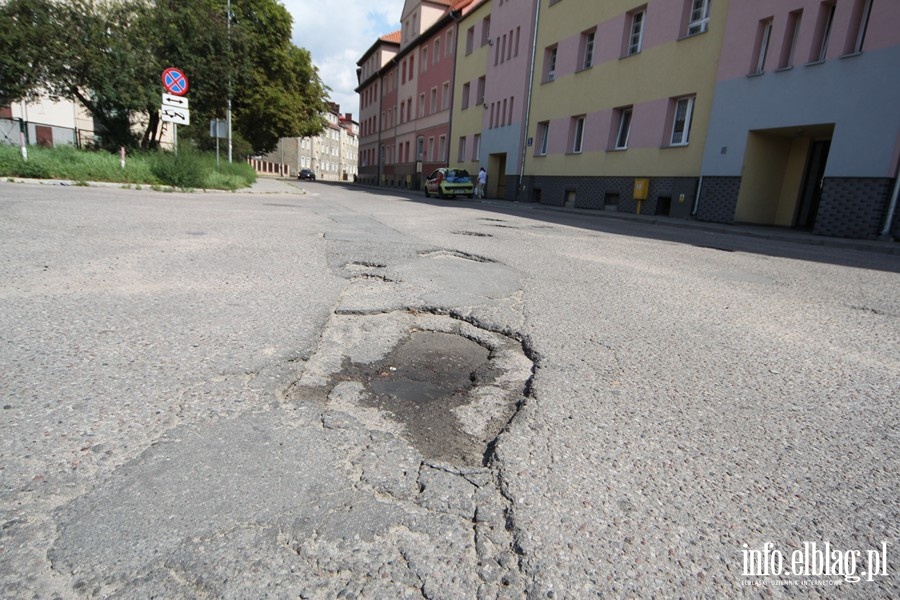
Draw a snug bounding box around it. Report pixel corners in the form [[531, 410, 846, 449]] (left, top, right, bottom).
[[0, 145, 257, 191]]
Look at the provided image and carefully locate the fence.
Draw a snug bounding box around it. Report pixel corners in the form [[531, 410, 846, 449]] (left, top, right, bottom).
[[247, 157, 289, 177]]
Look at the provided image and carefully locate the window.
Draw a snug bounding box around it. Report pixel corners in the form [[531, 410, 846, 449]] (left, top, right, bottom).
[[614, 107, 633, 149], [778, 10, 802, 68], [458, 137, 467, 162], [409, 55, 414, 76], [846, 0, 873, 54], [752, 18, 773, 74], [434, 39, 441, 63], [430, 87, 437, 113], [439, 135, 446, 161], [416, 137, 424, 161], [442, 82, 450, 111], [466, 26, 475, 54], [537, 122, 550, 156], [428, 137, 434, 162], [627, 10, 645, 55], [476, 76, 486, 105], [545, 46, 558, 81], [422, 48, 428, 72], [670, 96, 695, 146], [571, 116, 586, 154], [446, 30, 453, 57], [481, 16, 491, 46], [472, 133, 481, 160], [461, 82, 471, 109], [810, 1, 835, 63], [419, 93, 425, 117], [581, 30, 596, 69], [687, 0, 711, 36]]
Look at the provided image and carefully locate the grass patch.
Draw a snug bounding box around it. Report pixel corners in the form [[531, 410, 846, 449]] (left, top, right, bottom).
[[0, 145, 256, 190]]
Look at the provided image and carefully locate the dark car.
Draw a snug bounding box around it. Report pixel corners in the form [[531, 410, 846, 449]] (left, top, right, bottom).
[[424, 168, 474, 199], [298, 168, 316, 181]]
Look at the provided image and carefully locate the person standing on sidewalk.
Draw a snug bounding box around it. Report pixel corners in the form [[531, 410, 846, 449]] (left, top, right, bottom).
[[477, 167, 487, 199]]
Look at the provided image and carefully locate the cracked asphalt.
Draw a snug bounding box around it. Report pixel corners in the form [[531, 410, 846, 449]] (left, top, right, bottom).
[[1, 179, 898, 598]]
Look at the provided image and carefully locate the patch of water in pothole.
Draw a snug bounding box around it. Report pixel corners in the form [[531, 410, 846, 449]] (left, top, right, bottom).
[[361, 331, 491, 464], [289, 313, 532, 467]]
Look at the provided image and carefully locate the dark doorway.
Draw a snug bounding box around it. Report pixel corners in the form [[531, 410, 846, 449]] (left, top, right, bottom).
[[655, 196, 672, 216], [795, 140, 831, 229]]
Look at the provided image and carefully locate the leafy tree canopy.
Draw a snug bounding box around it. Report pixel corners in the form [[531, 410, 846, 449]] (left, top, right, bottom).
[[0, 0, 329, 152]]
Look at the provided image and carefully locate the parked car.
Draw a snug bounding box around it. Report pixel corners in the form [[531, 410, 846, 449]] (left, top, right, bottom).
[[298, 168, 316, 181], [424, 168, 474, 199]]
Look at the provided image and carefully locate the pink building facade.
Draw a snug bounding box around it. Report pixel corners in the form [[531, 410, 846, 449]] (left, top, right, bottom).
[[697, 0, 900, 238]]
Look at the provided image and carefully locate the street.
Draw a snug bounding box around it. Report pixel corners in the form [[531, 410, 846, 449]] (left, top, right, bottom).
[[1, 179, 897, 598]]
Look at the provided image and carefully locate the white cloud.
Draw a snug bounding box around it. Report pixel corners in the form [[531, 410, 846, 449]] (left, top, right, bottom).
[[281, 0, 405, 120]]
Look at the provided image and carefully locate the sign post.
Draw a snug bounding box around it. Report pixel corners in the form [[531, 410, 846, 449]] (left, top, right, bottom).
[[160, 68, 190, 153]]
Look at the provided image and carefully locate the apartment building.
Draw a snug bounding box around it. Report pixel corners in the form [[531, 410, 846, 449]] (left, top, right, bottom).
[[265, 104, 359, 181], [360, 0, 899, 240], [697, 0, 900, 239], [451, 0, 540, 200], [520, 0, 727, 214], [356, 0, 479, 190]]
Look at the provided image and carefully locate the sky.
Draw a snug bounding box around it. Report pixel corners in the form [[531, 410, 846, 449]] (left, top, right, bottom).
[[282, 0, 406, 121]]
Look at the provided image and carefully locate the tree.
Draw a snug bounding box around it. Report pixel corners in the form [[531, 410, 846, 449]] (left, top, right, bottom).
[[0, 0, 330, 153]]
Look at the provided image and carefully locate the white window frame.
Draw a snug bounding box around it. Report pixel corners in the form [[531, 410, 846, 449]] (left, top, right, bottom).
[[849, 0, 873, 54], [628, 11, 645, 56], [670, 97, 695, 146], [687, 0, 711, 36], [813, 1, 836, 63], [615, 108, 632, 149], [571, 116, 586, 154], [754, 19, 773, 74], [547, 46, 558, 81], [537, 122, 550, 156], [582, 30, 596, 69]]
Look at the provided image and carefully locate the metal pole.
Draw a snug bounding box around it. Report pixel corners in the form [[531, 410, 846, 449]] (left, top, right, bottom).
[[226, 0, 233, 163]]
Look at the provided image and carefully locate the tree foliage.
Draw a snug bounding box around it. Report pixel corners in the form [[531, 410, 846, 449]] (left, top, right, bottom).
[[0, 0, 329, 152]]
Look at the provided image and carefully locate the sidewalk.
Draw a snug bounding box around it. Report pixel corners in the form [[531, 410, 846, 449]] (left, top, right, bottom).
[[245, 176, 305, 194], [342, 180, 900, 257]]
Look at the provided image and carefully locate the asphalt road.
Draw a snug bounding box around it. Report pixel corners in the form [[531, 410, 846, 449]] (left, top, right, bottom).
[[1, 179, 897, 598]]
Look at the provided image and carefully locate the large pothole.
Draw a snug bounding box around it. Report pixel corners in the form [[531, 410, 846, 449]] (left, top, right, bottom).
[[288, 312, 533, 467]]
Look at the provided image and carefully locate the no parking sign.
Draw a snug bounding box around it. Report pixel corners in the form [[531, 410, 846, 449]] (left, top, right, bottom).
[[161, 67, 189, 96]]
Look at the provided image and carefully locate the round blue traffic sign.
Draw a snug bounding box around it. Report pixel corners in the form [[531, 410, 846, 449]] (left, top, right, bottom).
[[162, 67, 189, 96]]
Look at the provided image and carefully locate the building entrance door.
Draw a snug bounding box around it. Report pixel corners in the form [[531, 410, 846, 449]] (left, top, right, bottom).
[[488, 153, 506, 199], [795, 140, 831, 230]]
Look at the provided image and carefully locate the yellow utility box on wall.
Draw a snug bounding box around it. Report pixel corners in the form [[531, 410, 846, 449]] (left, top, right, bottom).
[[633, 178, 650, 214]]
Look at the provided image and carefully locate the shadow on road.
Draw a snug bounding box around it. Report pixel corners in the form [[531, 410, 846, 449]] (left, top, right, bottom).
[[307, 180, 900, 274]]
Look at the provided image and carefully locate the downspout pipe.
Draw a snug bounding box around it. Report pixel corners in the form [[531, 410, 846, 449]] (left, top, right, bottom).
[[692, 175, 703, 216], [879, 162, 900, 239], [518, 0, 541, 200]]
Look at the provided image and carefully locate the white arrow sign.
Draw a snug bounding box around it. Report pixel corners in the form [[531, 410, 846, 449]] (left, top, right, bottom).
[[160, 106, 190, 126], [162, 93, 189, 108]]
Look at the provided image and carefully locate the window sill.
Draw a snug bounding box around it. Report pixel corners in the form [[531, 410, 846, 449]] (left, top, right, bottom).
[[620, 51, 641, 60], [746, 71, 765, 78], [608, 147, 628, 152], [576, 65, 594, 73], [678, 29, 708, 42], [662, 143, 689, 149], [805, 59, 826, 67], [775, 66, 793, 73], [840, 51, 863, 59]]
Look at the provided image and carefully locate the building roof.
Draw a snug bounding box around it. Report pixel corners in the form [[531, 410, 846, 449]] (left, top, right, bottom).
[[380, 30, 402, 44]]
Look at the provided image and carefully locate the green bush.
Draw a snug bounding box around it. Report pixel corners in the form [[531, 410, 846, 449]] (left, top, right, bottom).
[[150, 148, 207, 190]]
